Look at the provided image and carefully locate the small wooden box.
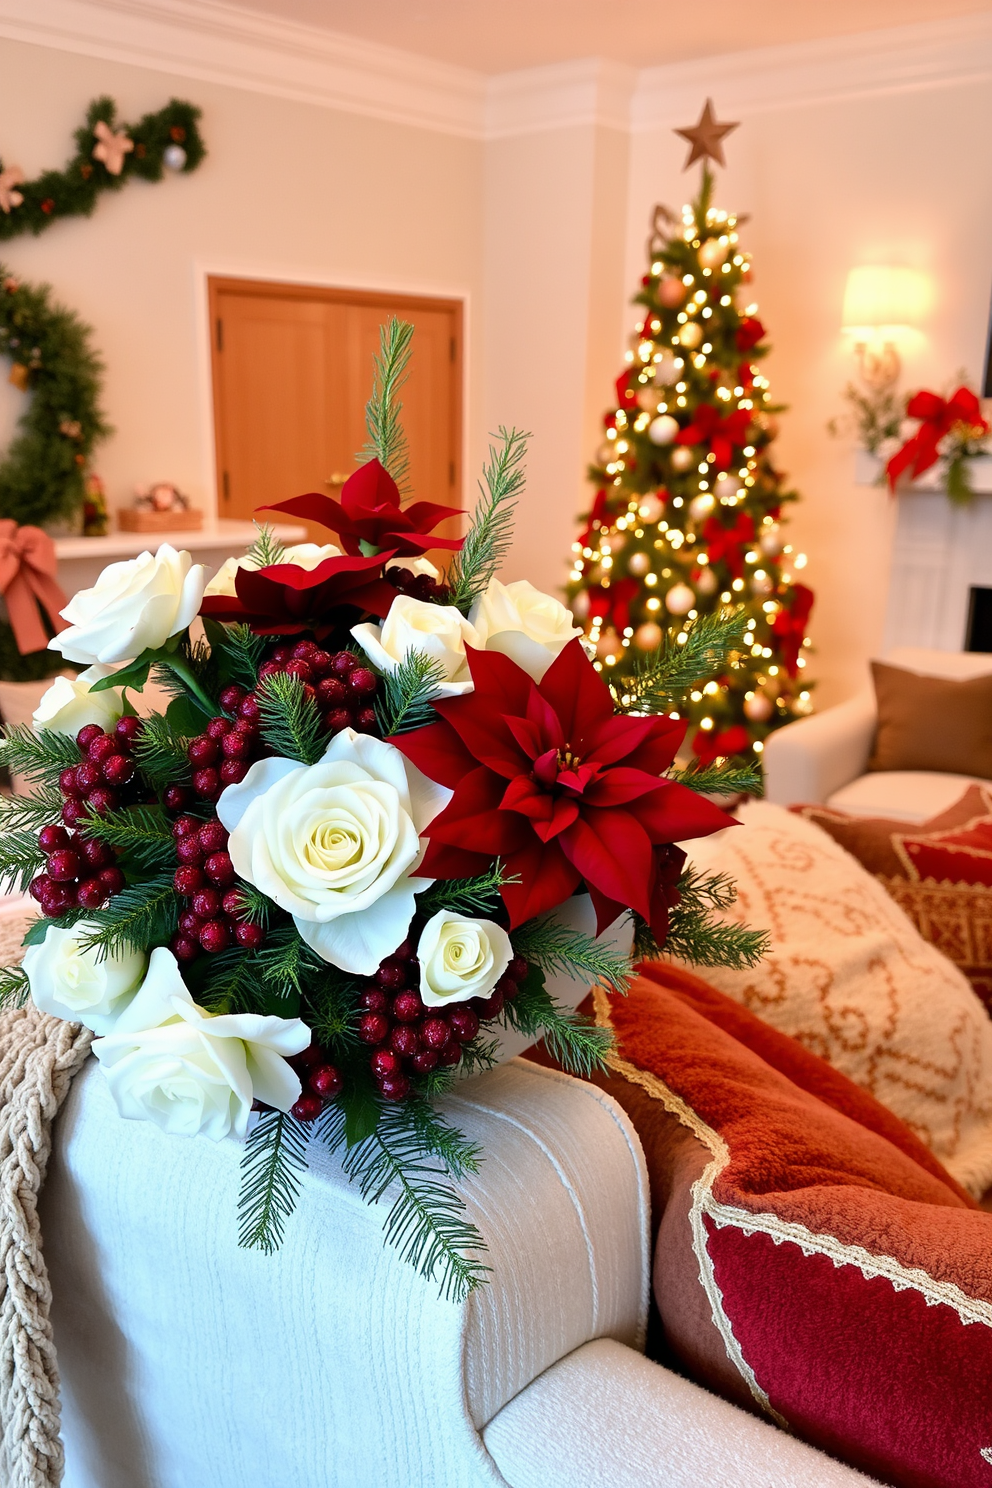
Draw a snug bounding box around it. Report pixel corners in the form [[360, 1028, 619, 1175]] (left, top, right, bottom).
[[117, 508, 204, 533]]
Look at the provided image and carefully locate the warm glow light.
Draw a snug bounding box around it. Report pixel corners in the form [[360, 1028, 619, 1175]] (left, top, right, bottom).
[[841, 265, 930, 335]]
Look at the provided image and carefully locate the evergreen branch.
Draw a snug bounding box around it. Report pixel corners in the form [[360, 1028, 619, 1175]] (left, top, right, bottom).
[[0, 965, 30, 1011], [415, 863, 511, 918], [510, 916, 632, 995], [77, 873, 178, 959], [78, 803, 175, 871], [207, 622, 267, 692], [450, 1035, 501, 1081], [327, 1098, 490, 1302], [668, 763, 762, 796], [646, 865, 769, 970], [0, 724, 81, 785], [257, 672, 326, 765], [375, 650, 445, 736], [21, 909, 86, 949], [448, 428, 530, 612], [254, 925, 325, 999], [186, 947, 273, 1015], [132, 713, 193, 788], [0, 830, 45, 894], [223, 883, 275, 928], [0, 785, 65, 836], [358, 317, 415, 493], [617, 610, 750, 715], [245, 522, 287, 569], [238, 1110, 310, 1254], [400, 1094, 483, 1182], [501, 967, 614, 1078]]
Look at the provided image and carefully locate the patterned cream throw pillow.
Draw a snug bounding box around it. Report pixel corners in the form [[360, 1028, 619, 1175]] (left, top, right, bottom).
[[679, 800, 992, 1196]]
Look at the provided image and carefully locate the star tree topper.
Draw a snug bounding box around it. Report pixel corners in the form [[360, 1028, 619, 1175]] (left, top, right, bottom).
[[674, 99, 738, 170]]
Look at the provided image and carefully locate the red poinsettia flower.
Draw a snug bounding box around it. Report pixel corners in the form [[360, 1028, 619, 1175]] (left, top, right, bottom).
[[394, 640, 735, 938], [200, 552, 397, 637], [261, 459, 464, 557]]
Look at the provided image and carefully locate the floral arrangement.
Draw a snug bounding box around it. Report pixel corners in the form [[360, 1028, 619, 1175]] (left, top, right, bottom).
[[884, 385, 990, 505], [0, 321, 764, 1299]]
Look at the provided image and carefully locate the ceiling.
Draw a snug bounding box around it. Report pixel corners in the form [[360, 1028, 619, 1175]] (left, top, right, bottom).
[[224, 0, 992, 73]]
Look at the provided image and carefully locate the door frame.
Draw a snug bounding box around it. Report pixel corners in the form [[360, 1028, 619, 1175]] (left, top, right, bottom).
[[194, 262, 468, 522]]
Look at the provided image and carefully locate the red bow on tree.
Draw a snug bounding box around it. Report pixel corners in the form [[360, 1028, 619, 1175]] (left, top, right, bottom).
[[587, 577, 638, 633], [885, 387, 989, 491], [0, 520, 68, 655], [578, 488, 617, 547], [702, 511, 755, 579], [676, 404, 751, 471], [771, 584, 814, 677], [693, 723, 751, 767], [735, 317, 765, 352], [394, 640, 734, 938], [261, 459, 463, 557], [615, 369, 637, 410], [200, 552, 397, 637]]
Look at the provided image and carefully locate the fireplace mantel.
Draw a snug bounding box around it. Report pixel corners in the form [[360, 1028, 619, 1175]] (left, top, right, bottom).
[[881, 489, 992, 652]]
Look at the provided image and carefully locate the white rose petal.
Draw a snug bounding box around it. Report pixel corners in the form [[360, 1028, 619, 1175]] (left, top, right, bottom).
[[204, 542, 342, 598], [352, 596, 479, 697], [217, 728, 451, 975], [470, 578, 583, 681], [49, 545, 207, 665], [92, 947, 311, 1140], [32, 664, 124, 735], [386, 557, 440, 581], [23, 921, 146, 1035], [418, 911, 512, 1007]]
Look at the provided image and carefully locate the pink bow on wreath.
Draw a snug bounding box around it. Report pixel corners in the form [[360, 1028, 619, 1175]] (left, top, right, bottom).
[[0, 520, 69, 654]]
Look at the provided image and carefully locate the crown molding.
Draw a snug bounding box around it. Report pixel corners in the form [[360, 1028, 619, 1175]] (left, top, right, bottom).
[[632, 12, 992, 131], [486, 59, 636, 139]]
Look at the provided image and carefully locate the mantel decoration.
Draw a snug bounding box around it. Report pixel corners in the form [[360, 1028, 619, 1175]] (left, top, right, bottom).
[[884, 384, 990, 504], [0, 321, 765, 1300]]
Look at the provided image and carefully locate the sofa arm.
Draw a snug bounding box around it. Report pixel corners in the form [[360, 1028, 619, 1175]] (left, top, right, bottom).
[[484, 1338, 881, 1488], [762, 690, 876, 806], [43, 1057, 648, 1488]]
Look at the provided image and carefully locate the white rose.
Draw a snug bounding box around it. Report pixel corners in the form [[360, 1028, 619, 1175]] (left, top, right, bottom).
[[351, 596, 480, 696], [418, 911, 512, 1007], [32, 664, 125, 735], [469, 578, 583, 681], [49, 544, 207, 666], [217, 728, 451, 975], [204, 542, 342, 598], [23, 921, 145, 1035], [92, 947, 311, 1140]]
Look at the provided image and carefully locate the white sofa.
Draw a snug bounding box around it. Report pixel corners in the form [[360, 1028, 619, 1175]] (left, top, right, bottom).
[[763, 646, 992, 822]]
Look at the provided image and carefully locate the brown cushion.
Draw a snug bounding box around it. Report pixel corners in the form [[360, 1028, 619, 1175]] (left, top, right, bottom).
[[867, 660, 992, 777]]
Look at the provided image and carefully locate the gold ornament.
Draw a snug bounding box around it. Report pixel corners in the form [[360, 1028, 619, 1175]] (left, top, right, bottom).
[[658, 276, 686, 308], [653, 351, 680, 385], [636, 388, 662, 413], [670, 446, 695, 472], [0, 166, 25, 215], [92, 120, 134, 176], [698, 238, 729, 270], [634, 621, 663, 651], [628, 550, 651, 576], [637, 493, 666, 524], [677, 321, 703, 350], [689, 493, 714, 521], [8, 362, 29, 391], [674, 99, 739, 170], [714, 473, 742, 502], [648, 414, 680, 446], [695, 566, 718, 595], [744, 692, 774, 722]]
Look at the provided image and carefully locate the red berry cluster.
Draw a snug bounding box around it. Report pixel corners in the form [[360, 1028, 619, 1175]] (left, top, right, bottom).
[[256, 643, 379, 737], [29, 823, 125, 916], [389, 565, 450, 605], [287, 1039, 343, 1123], [181, 686, 267, 804], [169, 815, 264, 961], [356, 944, 528, 1103], [58, 717, 145, 827]]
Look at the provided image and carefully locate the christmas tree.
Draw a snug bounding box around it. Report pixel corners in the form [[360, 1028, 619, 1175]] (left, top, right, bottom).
[[568, 101, 814, 767]]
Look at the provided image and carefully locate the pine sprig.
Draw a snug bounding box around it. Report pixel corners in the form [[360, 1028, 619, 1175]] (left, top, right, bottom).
[[617, 609, 750, 715], [254, 926, 325, 999], [375, 650, 445, 736], [669, 762, 762, 796], [257, 673, 326, 765], [188, 947, 272, 1015], [510, 915, 632, 995], [132, 714, 193, 788], [415, 863, 510, 918], [238, 1110, 310, 1254], [644, 864, 769, 969], [77, 873, 178, 959], [321, 1099, 490, 1301], [358, 317, 415, 493], [501, 967, 614, 1078], [0, 724, 81, 785], [79, 803, 175, 872], [207, 621, 267, 692], [0, 786, 64, 837], [245, 522, 287, 569], [0, 830, 45, 894], [224, 883, 274, 928], [448, 428, 530, 613], [0, 965, 30, 1011]]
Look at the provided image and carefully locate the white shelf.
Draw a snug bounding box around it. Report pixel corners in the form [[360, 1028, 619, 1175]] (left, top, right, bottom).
[[854, 448, 992, 493], [54, 519, 307, 561]]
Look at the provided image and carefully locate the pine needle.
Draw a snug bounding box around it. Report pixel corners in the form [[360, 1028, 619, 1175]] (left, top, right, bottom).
[[0, 830, 45, 894], [79, 803, 176, 872], [642, 864, 769, 970], [357, 317, 415, 493], [510, 916, 632, 995], [501, 967, 614, 1078], [415, 863, 511, 918], [447, 428, 530, 613], [77, 874, 178, 959], [132, 714, 193, 788], [669, 762, 762, 796], [238, 1110, 310, 1254], [0, 786, 65, 836], [617, 609, 750, 715], [375, 650, 445, 736], [0, 724, 80, 785], [0, 965, 30, 1011], [245, 522, 287, 568], [207, 621, 267, 692], [257, 672, 326, 765]]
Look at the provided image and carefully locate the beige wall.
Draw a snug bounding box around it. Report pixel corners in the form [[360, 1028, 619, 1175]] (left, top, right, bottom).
[[0, 36, 485, 518]]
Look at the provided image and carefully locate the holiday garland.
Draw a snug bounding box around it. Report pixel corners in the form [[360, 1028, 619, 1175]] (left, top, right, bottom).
[[0, 96, 205, 240], [0, 321, 765, 1299]]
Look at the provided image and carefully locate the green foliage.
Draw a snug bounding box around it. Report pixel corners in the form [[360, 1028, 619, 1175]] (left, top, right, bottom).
[[448, 428, 530, 613], [245, 522, 286, 569], [0, 623, 65, 683], [0, 723, 81, 785], [644, 864, 769, 970], [132, 713, 193, 788], [375, 649, 445, 736], [0, 965, 30, 1011], [0, 785, 64, 835], [668, 762, 762, 796], [80, 803, 175, 873], [253, 926, 324, 1000], [238, 1110, 310, 1255], [88, 651, 152, 694], [510, 915, 632, 995], [224, 883, 274, 928], [78, 873, 178, 959], [0, 266, 110, 527], [358, 317, 415, 493], [828, 380, 901, 456], [415, 863, 510, 919], [205, 621, 267, 693], [257, 672, 326, 765], [0, 830, 44, 894], [502, 964, 614, 1078], [617, 610, 750, 716], [321, 1098, 490, 1302]]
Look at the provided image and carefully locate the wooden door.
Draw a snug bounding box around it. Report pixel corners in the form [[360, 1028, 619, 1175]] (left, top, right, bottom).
[[208, 280, 463, 552]]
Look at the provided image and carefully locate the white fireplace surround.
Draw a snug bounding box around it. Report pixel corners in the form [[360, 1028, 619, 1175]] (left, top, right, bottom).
[[882, 492, 992, 655]]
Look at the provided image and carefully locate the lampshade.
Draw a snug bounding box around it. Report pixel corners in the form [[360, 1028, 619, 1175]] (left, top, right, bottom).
[[841, 266, 930, 333]]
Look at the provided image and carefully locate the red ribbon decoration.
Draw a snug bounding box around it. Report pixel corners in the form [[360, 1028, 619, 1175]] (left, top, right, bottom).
[[0, 520, 68, 655], [676, 404, 751, 471], [885, 387, 989, 491], [588, 577, 638, 633], [615, 369, 637, 410], [693, 723, 750, 766], [578, 488, 611, 547], [702, 511, 755, 579], [771, 584, 814, 677]]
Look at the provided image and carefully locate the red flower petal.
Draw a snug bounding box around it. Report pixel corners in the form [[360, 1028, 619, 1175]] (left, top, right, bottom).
[[427, 766, 530, 853], [559, 808, 654, 919], [538, 639, 615, 743], [500, 776, 579, 841], [499, 840, 582, 928], [419, 841, 491, 880], [393, 718, 477, 789], [634, 779, 737, 844], [582, 767, 669, 808]]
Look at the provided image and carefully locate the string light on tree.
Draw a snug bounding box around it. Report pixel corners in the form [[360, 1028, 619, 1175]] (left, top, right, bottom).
[[568, 98, 815, 764]]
